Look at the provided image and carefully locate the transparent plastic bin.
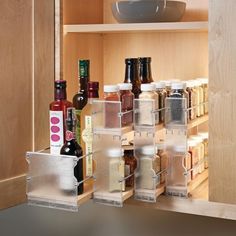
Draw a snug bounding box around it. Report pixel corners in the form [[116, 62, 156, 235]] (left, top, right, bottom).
[[92, 100, 134, 207], [26, 151, 93, 212]]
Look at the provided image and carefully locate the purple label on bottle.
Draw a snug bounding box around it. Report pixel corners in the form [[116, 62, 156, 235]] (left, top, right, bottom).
[[51, 117, 60, 124], [51, 134, 60, 142]]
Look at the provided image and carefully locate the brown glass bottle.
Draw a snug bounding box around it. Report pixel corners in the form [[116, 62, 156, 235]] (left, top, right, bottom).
[[139, 57, 154, 83], [123, 148, 137, 188], [124, 58, 141, 98], [73, 60, 90, 145]]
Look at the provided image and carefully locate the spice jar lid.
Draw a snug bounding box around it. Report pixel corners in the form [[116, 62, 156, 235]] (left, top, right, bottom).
[[141, 83, 156, 92], [174, 145, 186, 153], [141, 145, 156, 156], [152, 82, 166, 89], [171, 82, 185, 90], [198, 132, 209, 139], [118, 83, 132, 90], [198, 78, 208, 85], [106, 148, 124, 158], [189, 135, 204, 143], [104, 85, 119, 93], [156, 142, 165, 150], [187, 140, 198, 147], [194, 80, 201, 87], [162, 80, 171, 87], [185, 80, 194, 88]]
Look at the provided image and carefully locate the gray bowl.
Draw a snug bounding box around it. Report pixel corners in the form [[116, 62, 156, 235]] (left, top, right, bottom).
[[111, 0, 186, 23]]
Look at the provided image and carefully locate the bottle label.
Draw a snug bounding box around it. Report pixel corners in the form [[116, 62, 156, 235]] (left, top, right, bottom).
[[50, 111, 64, 154], [59, 158, 75, 191], [125, 164, 130, 176], [75, 109, 82, 144], [82, 116, 93, 176]]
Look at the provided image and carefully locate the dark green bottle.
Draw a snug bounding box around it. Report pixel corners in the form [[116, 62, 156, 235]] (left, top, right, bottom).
[[73, 60, 90, 145]]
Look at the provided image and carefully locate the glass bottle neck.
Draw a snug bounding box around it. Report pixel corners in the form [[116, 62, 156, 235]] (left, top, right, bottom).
[[55, 88, 67, 100], [124, 63, 140, 83], [140, 62, 153, 83]]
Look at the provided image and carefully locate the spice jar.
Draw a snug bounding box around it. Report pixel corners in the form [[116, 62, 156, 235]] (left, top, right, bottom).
[[190, 135, 205, 174], [152, 82, 167, 123], [198, 132, 209, 168], [197, 79, 205, 116], [123, 147, 137, 188], [104, 85, 120, 128], [163, 80, 172, 97], [188, 140, 198, 180], [118, 83, 134, 126], [169, 82, 189, 124], [156, 142, 168, 184], [138, 145, 160, 190], [185, 80, 196, 121], [138, 83, 159, 126], [199, 78, 208, 114], [107, 148, 125, 192]]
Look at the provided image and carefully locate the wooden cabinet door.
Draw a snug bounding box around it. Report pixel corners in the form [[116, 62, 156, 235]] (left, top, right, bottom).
[[209, 0, 236, 205], [0, 0, 54, 210]]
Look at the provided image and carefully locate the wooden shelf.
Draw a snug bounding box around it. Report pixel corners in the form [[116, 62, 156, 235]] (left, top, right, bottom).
[[64, 21, 208, 34], [187, 114, 209, 129], [188, 169, 208, 193]]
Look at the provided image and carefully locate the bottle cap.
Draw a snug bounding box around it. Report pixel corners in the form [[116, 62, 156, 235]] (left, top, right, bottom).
[[198, 78, 208, 85], [125, 58, 139, 64], [162, 80, 172, 87], [106, 148, 124, 158], [152, 82, 166, 89], [118, 83, 132, 90], [198, 132, 209, 139], [104, 85, 119, 93], [189, 135, 204, 142], [55, 80, 66, 89], [194, 80, 201, 87], [185, 80, 193, 88], [141, 83, 155, 92], [141, 145, 156, 156], [139, 57, 152, 63], [174, 145, 186, 153], [171, 82, 185, 90]]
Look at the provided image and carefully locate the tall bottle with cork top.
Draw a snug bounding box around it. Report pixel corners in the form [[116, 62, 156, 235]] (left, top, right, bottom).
[[124, 58, 141, 98], [73, 60, 90, 145], [81, 81, 99, 177], [49, 80, 73, 154]]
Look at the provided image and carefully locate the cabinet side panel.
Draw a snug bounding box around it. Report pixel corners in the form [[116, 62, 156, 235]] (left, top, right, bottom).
[[0, 0, 32, 180], [34, 0, 54, 150], [209, 0, 236, 205], [0, 0, 32, 209], [103, 32, 208, 84], [104, 0, 208, 24]]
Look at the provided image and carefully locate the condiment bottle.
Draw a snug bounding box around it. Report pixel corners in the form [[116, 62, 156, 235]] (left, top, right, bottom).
[[123, 147, 137, 188], [139, 57, 154, 83], [104, 85, 120, 128], [138, 145, 160, 190], [156, 142, 168, 184], [107, 148, 125, 192], [169, 82, 188, 124], [124, 58, 141, 98], [188, 140, 198, 180], [118, 83, 134, 126], [198, 132, 209, 168], [152, 82, 167, 123], [138, 83, 159, 125]]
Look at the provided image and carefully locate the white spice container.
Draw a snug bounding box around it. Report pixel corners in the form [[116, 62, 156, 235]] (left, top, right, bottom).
[[138, 145, 160, 190], [107, 148, 125, 192]]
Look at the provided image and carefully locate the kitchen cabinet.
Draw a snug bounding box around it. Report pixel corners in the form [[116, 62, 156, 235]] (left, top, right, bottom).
[[1, 0, 236, 220]]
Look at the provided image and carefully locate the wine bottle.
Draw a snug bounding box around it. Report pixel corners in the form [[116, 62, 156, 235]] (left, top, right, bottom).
[[60, 107, 84, 195], [81, 81, 99, 177], [139, 57, 154, 83], [49, 80, 73, 155], [73, 60, 90, 145]]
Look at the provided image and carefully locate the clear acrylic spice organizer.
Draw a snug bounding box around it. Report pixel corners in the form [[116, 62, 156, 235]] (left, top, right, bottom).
[[133, 99, 165, 202], [26, 149, 95, 212], [92, 100, 134, 207], [164, 97, 209, 198]]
